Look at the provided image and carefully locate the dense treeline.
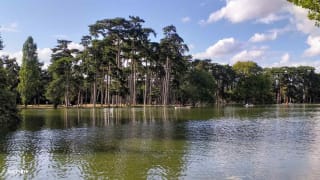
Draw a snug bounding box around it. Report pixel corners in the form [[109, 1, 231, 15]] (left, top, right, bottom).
[[1, 17, 320, 110], [0, 33, 20, 124]]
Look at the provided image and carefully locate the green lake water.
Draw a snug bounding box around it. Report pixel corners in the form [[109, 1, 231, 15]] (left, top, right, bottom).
[[1, 105, 320, 179]]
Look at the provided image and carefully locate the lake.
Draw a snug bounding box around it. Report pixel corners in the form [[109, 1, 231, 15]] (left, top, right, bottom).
[[1, 105, 320, 179]]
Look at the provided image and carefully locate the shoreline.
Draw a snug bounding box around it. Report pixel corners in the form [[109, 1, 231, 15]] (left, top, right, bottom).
[[17, 103, 320, 109], [18, 104, 177, 109]]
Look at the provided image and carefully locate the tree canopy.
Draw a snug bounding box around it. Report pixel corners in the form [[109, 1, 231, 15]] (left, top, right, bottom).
[[0, 34, 19, 125], [2, 16, 320, 110], [17, 36, 42, 107]]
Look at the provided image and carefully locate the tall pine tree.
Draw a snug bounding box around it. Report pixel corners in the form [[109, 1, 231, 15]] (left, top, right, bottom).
[[17, 36, 42, 107]]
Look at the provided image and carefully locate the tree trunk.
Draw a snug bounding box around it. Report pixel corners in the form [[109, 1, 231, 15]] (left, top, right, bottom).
[[144, 72, 147, 106], [148, 74, 152, 105], [101, 70, 104, 107], [77, 90, 81, 107], [105, 73, 109, 106], [163, 56, 170, 106], [65, 72, 69, 107], [107, 65, 110, 106], [93, 78, 97, 108], [133, 59, 136, 105]]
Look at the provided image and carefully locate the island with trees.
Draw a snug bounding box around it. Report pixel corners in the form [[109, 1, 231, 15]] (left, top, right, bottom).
[[1, 0, 320, 125]]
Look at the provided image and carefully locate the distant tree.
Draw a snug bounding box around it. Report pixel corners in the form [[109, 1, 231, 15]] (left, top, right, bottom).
[[266, 66, 319, 103], [288, 0, 320, 26], [17, 36, 42, 107], [181, 69, 216, 106], [232, 61, 273, 104], [232, 61, 262, 76], [209, 62, 236, 104]]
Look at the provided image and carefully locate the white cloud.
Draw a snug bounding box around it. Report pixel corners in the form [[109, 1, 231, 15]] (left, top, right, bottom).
[[38, 48, 52, 68], [249, 32, 277, 43], [272, 53, 291, 67], [231, 48, 266, 64], [0, 51, 22, 64], [269, 25, 293, 35], [200, 0, 317, 36], [287, 5, 319, 35], [304, 35, 320, 57], [284, 5, 320, 58], [193, 37, 241, 59], [68, 42, 84, 51], [181, 16, 191, 23], [203, 0, 286, 24], [0, 48, 52, 68], [257, 14, 286, 24], [0, 22, 19, 32]]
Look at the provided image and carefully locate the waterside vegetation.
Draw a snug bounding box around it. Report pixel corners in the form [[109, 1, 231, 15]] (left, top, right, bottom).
[[1, 16, 320, 114]]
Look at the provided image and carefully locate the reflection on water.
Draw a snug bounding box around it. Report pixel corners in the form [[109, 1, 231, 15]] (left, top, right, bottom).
[[1, 105, 320, 179]]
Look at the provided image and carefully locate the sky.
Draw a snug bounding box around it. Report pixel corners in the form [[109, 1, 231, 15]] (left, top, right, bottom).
[[0, 0, 320, 70]]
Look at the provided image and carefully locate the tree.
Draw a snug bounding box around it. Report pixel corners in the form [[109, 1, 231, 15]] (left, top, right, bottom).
[[127, 16, 155, 105], [209, 62, 235, 104], [160, 25, 189, 105], [17, 36, 42, 107], [0, 35, 19, 125], [288, 0, 320, 26], [232, 61, 273, 104], [181, 69, 216, 106], [89, 18, 129, 106], [46, 40, 78, 108], [1, 56, 20, 104], [266, 66, 319, 103]]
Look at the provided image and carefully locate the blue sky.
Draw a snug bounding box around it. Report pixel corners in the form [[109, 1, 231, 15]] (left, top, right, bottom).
[[0, 0, 320, 70]]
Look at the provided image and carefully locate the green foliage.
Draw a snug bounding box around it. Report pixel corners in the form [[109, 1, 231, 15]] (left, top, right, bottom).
[[232, 61, 273, 104], [265, 66, 320, 103], [0, 57, 19, 125], [232, 61, 262, 76], [160, 25, 190, 105], [17, 36, 42, 106], [181, 69, 216, 106], [45, 78, 64, 108], [4, 17, 320, 109], [288, 0, 320, 26], [46, 40, 78, 108], [209, 62, 235, 103], [233, 73, 274, 104]]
